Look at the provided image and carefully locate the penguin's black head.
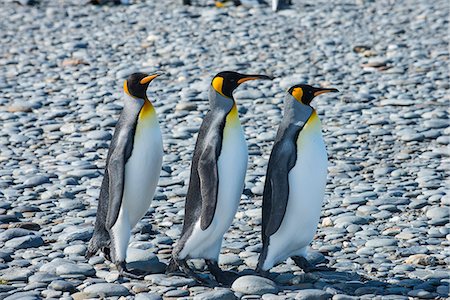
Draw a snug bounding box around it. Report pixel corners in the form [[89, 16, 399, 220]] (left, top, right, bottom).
[[124, 73, 160, 99], [288, 84, 339, 105], [212, 71, 273, 98]]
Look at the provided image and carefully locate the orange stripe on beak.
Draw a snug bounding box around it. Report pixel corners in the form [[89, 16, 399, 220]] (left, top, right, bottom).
[[140, 74, 160, 85], [313, 88, 339, 97], [237, 77, 260, 84]]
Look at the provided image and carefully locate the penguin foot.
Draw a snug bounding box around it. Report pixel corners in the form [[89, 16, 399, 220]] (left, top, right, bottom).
[[166, 258, 181, 275], [256, 268, 271, 278], [206, 260, 238, 286], [102, 247, 112, 262], [117, 262, 145, 280], [167, 259, 212, 285], [292, 256, 334, 273], [85, 249, 95, 260], [178, 259, 212, 285]]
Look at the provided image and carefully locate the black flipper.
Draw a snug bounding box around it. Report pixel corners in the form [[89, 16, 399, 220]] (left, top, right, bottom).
[[105, 120, 137, 230], [87, 101, 140, 261], [199, 134, 222, 230], [180, 110, 226, 236], [257, 124, 303, 269], [263, 124, 302, 236]]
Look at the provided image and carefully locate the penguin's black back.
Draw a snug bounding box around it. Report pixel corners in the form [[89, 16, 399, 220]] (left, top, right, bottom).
[[173, 109, 227, 254]]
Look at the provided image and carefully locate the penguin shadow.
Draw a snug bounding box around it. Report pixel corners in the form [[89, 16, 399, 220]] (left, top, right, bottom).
[[244, 263, 443, 298], [165, 256, 444, 298]]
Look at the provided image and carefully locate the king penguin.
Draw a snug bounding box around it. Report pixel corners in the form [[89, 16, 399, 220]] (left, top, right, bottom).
[[256, 84, 338, 274], [168, 71, 272, 284], [86, 73, 164, 277]]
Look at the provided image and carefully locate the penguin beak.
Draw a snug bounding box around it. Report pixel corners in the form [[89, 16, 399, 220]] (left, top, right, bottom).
[[140, 74, 161, 85], [313, 87, 339, 97], [237, 74, 273, 84]]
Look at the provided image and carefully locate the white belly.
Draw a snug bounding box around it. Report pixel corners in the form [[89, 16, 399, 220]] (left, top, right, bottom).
[[179, 122, 248, 260], [263, 113, 327, 270], [119, 116, 163, 228]]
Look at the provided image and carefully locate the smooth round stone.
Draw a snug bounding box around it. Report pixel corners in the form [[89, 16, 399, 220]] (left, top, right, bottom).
[[49, 280, 76, 292], [144, 274, 196, 287], [295, 289, 332, 300], [28, 272, 61, 283], [83, 283, 130, 297], [193, 289, 237, 300], [63, 244, 87, 256], [407, 289, 435, 299], [219, 253, 243, 266], [22, 175, 50, 188], [2, 291, 40, 300], [231, 275, 278, 295], [334, 215, 369, 226], [426, 206, 449, 220], [365, 238, 397, 248], [0, 228, 33, 242], [332, 295, 359, 300], [135, 292, 163, 300], [0, 268, 33, 281], [4, 235, 43, 249], [126, 248, 166, 273], [55, 263, 95, 276], [86, 130, 112, 140], [393, 265, 415, 273], [164, 289, 189, 297]]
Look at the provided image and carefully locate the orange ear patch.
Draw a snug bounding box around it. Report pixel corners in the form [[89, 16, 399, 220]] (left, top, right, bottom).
[[291, 87, 303, 102], [124, 80, 131, 96], [212, 77, 226, 97]]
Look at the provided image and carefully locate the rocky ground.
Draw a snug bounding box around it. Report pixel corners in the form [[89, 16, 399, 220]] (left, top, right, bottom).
[[0, 0, 449, 299]]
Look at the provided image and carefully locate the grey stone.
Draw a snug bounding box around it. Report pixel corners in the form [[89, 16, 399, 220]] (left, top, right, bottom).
[[84, 283, 130, 297], [295, 289, 332, 300], [56, 263, 95, 276], [231, 275, 278, 295], [0, 268, 33, 281], [4, 235, 43, 249], [365, 238, 397, 248], [144, 274, 196, 287], [23, 175, 50, 188], [49, 280, 76, 292], [2, 291, 40, 300], [126, 247, 166, 273], [426, 206, 449, 220], [194, 289, 237, 300], [135, 293, 163, 300], [0, 228, 33, 242]]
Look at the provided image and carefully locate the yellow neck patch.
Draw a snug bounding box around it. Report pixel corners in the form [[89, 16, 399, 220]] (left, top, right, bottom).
[[291, 87, 304, 103], [138, 99, 155, 120], [212, 77, 227, 97], [225, 103, 239, 126]]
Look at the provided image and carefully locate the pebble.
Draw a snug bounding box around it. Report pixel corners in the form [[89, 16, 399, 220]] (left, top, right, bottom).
[[55, 263, 95, 277], [231, 275, 278, 295], [135, 292, 163, 300], [295, 289, 332, 300], [49, 280, 76, 292], [83, 283, 130, 297], [4, 235, 44, 249], [144, 274, 196, 287], [126, 247, 166, 273], [193, 289, 237, 300], [365, 238, 398, 248]]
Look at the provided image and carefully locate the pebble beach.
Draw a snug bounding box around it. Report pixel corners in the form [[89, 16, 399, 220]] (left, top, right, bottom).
[[0, 0, 449, 299]]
